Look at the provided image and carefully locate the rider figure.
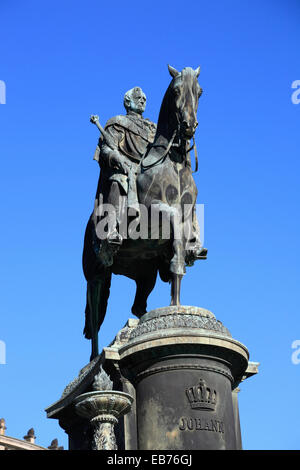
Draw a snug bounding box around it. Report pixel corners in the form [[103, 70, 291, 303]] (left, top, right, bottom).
[[94, 87, 156, 245]]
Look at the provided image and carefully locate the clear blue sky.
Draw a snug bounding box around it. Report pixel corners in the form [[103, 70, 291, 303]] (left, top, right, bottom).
[[0, 0, 299, 450]]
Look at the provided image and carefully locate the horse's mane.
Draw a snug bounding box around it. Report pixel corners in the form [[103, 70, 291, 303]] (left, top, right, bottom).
[[156, 80, 176, 140], [155, 67, 196, 139]]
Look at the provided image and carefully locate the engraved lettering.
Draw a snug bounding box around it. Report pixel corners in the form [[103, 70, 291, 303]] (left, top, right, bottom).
[[179, 417, 225, 434], [187, 418, 194, 430], [218, 421, 225, 434], [211, 419, 218, 433], [179, 417, 187, 431], [195, 418, 202, 430]]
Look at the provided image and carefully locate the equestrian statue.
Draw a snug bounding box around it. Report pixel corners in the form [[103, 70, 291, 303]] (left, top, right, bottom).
[[82, 65, 207, 360]]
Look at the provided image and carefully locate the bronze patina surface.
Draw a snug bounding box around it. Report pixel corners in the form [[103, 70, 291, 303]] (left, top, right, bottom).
[[83, 66, 207, 359]]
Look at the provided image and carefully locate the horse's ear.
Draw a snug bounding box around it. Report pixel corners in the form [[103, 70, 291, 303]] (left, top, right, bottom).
[[168, 64, 180, 78], [195, 66, 201, 77]]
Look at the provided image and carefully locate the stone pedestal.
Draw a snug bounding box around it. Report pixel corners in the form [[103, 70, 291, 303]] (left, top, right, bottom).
[[118, 306, 249, 450], [74, 390, 133, 450], [46, 308, 257, 450], [45, 319, 139, 450]]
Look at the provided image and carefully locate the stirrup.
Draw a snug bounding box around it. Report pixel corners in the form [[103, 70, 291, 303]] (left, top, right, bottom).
[[107, 229, 123, 246], [194, 246, 207, 259]]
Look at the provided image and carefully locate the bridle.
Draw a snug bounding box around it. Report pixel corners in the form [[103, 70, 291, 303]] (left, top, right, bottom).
[[141, 107, 199, 173]]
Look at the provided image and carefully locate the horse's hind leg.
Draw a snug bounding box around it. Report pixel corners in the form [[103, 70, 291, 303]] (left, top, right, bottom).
[[86, 280, 101, 360], [132, 271, 157, 318]]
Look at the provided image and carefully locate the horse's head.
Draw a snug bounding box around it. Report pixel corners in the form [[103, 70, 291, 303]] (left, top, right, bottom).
[[168, 65, 202, 139]]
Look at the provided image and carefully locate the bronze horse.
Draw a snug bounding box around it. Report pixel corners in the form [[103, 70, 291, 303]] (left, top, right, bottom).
[[82, 65, 206, 359]]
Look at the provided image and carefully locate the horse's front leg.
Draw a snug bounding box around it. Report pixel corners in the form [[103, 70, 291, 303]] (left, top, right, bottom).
[[169, 209, 186, 306], [170, 272, 183, 306], [149, 201, 186, 306]]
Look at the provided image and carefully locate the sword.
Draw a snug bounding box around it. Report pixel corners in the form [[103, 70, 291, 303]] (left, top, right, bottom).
[[90, 114, 116, 153]]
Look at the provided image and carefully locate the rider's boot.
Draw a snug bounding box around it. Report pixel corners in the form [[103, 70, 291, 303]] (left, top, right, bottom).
[[107, 227, 123, 246]]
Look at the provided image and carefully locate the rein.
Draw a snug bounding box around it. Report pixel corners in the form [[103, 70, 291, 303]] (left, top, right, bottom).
[[140, 128, 177, 171], [141, 128, 198, 173], [141, 101, 199, 173], [187, 136, 198, 173]]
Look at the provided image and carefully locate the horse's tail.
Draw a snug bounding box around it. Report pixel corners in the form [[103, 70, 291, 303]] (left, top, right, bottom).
[[83, 272, 112, 339]]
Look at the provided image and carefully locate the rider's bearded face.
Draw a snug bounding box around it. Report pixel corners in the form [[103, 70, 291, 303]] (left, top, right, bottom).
[[128, 90, 146, 115]]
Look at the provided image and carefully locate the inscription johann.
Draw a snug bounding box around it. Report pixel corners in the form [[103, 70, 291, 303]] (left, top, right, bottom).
[[179, 417, 224, 433]]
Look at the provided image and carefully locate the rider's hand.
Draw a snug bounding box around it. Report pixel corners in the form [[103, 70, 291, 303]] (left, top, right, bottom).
[[109, 151, 128, 174]]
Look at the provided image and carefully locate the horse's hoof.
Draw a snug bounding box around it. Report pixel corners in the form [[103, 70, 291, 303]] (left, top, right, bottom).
[[131, 304, 146, 319]]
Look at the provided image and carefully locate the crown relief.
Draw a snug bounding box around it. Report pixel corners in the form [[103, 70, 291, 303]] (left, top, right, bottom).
[[186, 378, 217, 412]]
